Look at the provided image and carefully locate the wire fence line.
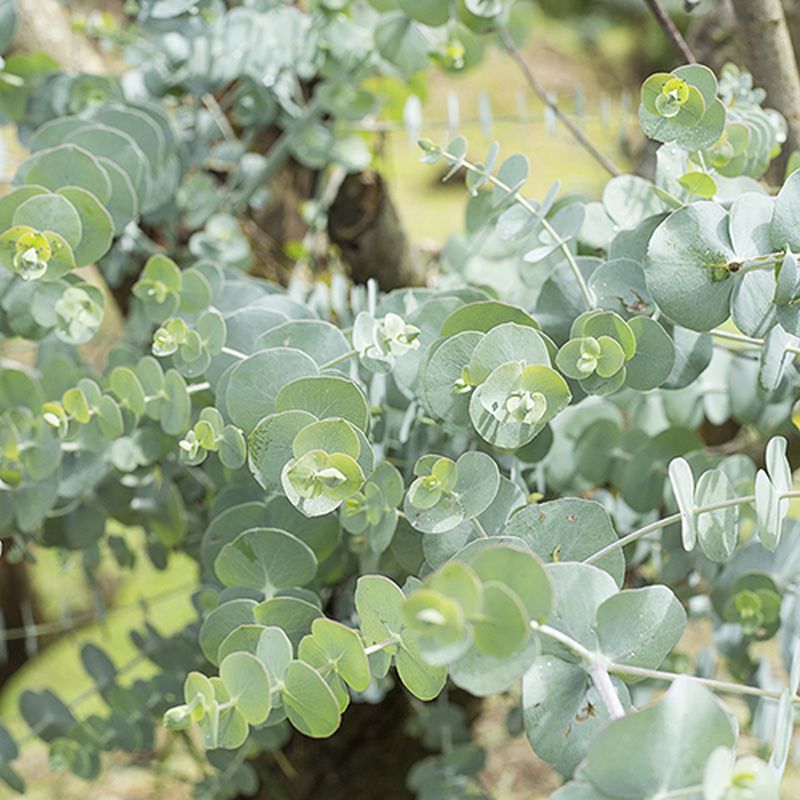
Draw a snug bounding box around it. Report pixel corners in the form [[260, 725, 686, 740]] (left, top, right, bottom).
[[369, 86, 637, 146], [0, 83, 638, 182], [0, 580, 196, 663]]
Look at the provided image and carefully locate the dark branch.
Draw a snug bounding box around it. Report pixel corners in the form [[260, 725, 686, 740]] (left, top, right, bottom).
[[497, 27, 623, 178], [642, 0, 697, 64]]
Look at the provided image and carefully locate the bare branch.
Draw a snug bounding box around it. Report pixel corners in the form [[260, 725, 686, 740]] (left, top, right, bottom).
[[642, 0, 697, 64], [497, 27, 622, 178]]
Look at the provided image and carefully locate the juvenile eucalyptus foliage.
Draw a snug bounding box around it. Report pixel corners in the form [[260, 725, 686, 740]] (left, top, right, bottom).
[[1, 1, 800, 798]]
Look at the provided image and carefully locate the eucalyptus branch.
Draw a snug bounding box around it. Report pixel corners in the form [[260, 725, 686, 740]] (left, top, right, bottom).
[[320, 349, 358, 370], [496, 27, 623, 178], [364, 636, 399, 656], [589, 661, 627, 720], [642, 0, 697, 64], [529, 622, 626, 718], [221, 346, 248, 360], [530, 621, 798, 711], [585, 490, 800, 565], [583, 495, 755, 564], [470, 517, 489, 538], [436, 149, 594, 309], [711, 328, 800, 357], [608, 662, 798, 704]]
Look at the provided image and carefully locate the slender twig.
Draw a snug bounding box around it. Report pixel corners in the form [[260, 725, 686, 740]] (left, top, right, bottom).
[[364, 636, 398, 656], [609, 662, 795, 703], [590, 661, 626, 720], [530, 621, 595, 661], [202, 93, 237, 143], [711, 328, 800, 357], [320, 349, 358, 370], [437, 150, 594, 308], [710, 329, 767, 348], [583, 495, 756, 564], [470, 518, 489, 539], [221, 345, 248, 360], [585, 490, 800, 565], [530, 621, 800, 709], [642, 0, 697, 64], [497, 26, 622, 178]]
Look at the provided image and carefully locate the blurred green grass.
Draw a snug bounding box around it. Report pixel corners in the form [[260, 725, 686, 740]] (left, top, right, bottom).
[[0, 526, 198, 736]]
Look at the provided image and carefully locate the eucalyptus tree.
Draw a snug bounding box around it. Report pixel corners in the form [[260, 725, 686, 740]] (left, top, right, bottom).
[[1, 2, 800, 799]]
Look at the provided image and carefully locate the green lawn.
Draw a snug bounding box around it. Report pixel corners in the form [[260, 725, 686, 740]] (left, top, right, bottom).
[[0, 525, 198, 735]]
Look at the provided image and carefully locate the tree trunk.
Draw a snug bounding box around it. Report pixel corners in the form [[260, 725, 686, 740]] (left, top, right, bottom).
[[328, 172, 427, 291], [729, 0, 800, 180], [13, 0, 108, 71], [6, 7, 432, 794]]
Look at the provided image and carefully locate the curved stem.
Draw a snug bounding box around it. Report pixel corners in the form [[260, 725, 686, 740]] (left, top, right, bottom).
[[529, 621, 595, 661], [642, 0, 697, 64], [711, 327, 800, 358], [584, 495, 757, 565], [470, 517, 489, 539], [438, 150, 594, 309], [320, 349, 358, 370], [584, 510, 680, 565], [589, 661, 626, 720]]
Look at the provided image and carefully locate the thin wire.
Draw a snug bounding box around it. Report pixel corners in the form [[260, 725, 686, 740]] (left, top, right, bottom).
[[497, 26, 623, 177], [0, 581, 196, 642]]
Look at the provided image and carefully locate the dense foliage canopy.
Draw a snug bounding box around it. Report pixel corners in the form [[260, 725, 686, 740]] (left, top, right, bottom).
[[1, 1, 800, 798]]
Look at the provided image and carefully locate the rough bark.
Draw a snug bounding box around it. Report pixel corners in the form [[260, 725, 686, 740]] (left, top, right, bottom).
[[12, 0, 108, 72], [248, 155, 318, 284], [328, 172, 427, 291], [729, 0, 800, 179]]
